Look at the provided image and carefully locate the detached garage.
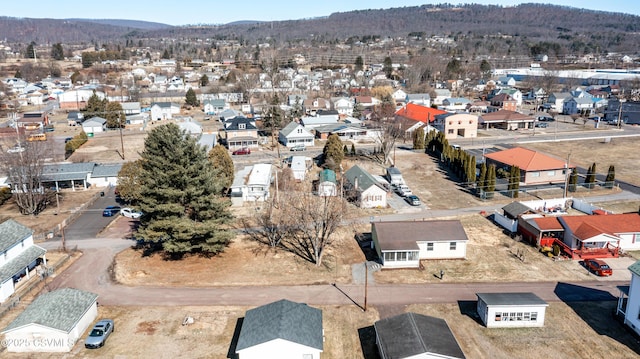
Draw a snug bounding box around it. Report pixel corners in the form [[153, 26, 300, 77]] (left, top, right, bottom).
[[1, 288, 98, 352], [81, 116, 107, 134], [476, 292, 548, 328]]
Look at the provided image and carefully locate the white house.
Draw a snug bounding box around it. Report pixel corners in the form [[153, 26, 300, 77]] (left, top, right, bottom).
[[372, 220, 468, 269], [235, 299, 323, 359], [81, 117, 107, 134], [392, 89, 407, 103], [87, 163, 122, 188], [279, 121, 315, 148], [546, 92, 572, 112], [0, 219, 47, 303], [343, 165, 387, 209], [203, 98, 227, 115], [406, 93, 432, 107], [476, 292, 548, 328], [332, 97, 354, 116], [374, 312, 466, 359], [229, 164, 272, 205], [1, 288, 97, 352], [619, 261, 640, 335], [150, 102, 180, 121]]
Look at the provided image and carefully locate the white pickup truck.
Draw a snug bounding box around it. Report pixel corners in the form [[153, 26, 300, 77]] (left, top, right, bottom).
[[395, 185, 413, 197]]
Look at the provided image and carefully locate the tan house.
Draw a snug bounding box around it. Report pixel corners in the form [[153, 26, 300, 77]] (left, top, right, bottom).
[[484, 147, 573, 185], [434, 113, 478, 139], [222, 117, 259, 150], [479, 110, 534, 130]]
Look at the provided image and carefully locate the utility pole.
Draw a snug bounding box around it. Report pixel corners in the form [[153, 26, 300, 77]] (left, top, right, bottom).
[[363, 262, 368, 312], [563, 152, 571, 198]]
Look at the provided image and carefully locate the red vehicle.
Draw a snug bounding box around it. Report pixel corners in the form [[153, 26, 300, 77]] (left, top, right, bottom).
[[584, 259, 612, 276], [232, 147, 251, 155]]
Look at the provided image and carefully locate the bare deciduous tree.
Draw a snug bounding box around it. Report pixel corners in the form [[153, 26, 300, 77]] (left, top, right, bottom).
[[369, 99, 403, 165], [0, 135, 51, 215]]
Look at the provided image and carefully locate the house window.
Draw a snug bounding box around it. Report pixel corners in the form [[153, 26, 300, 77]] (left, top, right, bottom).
[[448, 129, 454, 134], [531, 312, 538, 321], [530, 171, 540, 177], [408, 252, 419, 261], [427, 243, 434, 251], [547, 171, 556, 176], [450, 242, 457, 250], [303, 355, 313, 359], [239, 123, 246, 130], [384, 252, 395, 262], [495, 312, 502, 321]]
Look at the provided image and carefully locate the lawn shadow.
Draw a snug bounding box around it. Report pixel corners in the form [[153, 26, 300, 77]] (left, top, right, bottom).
[[226, 317, 243, 359], [555, 282, 640, 355], [457, 300, 484, 326], [358, 325, 381, 359]]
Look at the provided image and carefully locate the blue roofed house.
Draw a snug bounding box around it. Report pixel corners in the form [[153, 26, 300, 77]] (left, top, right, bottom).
[[279, 121, 315, 148], [1, 288, 97, 352], [343, 165, 387, 209], [203, 98, 227, 115], [0, 219, 47, 303], [235, 299, 323, 359]]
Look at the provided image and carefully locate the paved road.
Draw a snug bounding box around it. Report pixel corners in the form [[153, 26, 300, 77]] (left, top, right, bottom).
[[63, 186, 122, 241]]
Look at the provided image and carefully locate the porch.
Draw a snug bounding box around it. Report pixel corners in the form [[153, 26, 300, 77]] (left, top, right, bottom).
[[540, 237, 619, 260]]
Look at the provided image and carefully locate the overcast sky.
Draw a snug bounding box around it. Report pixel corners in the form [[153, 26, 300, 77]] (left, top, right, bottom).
[[3, 1, 638, 25]]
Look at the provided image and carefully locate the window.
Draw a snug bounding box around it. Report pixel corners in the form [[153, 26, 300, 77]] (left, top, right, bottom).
[[448, 129, 454, 134], [450, 242, 457, 250], [495, 312, 502, 321], [531, 312, 538, 321], [397, 252, 407, 261], [408, 252, 419, 261], [530, 171, 540, 177], [547, 170, 556, 176], [384, 252, 395, 262], [427, 243, 434, 251], [239, 123, 246, 129], [303, 355, 313, 359]]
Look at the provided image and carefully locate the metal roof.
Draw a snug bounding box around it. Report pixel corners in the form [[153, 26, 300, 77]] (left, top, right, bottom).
[[2, 288, 97, 334]]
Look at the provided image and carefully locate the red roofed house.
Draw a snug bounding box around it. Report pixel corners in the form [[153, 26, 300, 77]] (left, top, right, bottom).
[[395, 103, 447, 124], [484, 147, 573, 186], [479, 109, 534, 130]]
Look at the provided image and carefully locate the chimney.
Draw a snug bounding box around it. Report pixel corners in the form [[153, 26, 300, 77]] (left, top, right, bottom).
[[354, 177, 359, 190]]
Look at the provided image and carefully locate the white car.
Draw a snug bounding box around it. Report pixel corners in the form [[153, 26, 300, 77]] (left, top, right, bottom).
[[120, 207, 142, 219], [7, 146, 25, 153]]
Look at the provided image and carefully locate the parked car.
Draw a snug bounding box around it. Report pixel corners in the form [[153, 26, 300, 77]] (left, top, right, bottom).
[[102, 206, 121, 217], [395, 185, 413, 197], [232, 147, 251, 155], [290, 145, 306, 151], [535, 122, 548, 128], [7, 145, 25, 153], [405, 195, 421, 206], [584, 259, 612, 276], [120, 207, 142, 219], [85, 319, 114, 349]]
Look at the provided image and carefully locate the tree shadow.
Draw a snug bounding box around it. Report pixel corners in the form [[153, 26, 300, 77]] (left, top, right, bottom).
[[358, 325, 381, 359], [555, 282, 640, 354], [226, 317, 243, 359]]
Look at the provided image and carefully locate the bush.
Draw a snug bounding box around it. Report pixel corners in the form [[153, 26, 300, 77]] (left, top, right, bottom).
[[65, 132, 89, 158], [0, 187, 11, 205]]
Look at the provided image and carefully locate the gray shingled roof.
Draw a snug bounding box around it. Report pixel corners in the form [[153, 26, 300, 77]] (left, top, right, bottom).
[[344, 165, 383, 192], [502, 202, 533, 218], [629, 260, 640, 277], [41, 162, 95, 182], [2, 288, 98, 334], [236, 299, 323, 352], [91, 163, 122, 178], [476, 292, 548, 307], [375, 312, 466, 359], [0, 219, 33, 253], [0, 245, 46, 283], [373, 220, 468, 251]]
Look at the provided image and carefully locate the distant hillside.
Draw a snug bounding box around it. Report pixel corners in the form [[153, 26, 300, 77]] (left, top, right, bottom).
[[65, 19, 171, 30]]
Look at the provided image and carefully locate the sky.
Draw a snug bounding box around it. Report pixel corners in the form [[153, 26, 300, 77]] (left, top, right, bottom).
[[3, 1, 639, 26]]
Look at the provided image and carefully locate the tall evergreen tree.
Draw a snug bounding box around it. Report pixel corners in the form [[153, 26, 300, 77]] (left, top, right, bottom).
[[412, 127, 425, 149], [82, 91, 106, 119], [185, 88, 199, 107], [350, 143, 356, 156], [605, 165, 615, 188], [466, 156, 476, 185], [25, 41, 36, 59], [51, 43, 64, 60], [208, 144, 234, 191], [383, 56, 393, 78], [486, 164, 496, 198], [105, 101, 125, 129], [135, 124, 234, 258], [585, 162, 597, 188], [568, 167, 578, 192], [199, 74, 209, 87], [322, 134, 344, 171], [477, 162, 487, 197], [355, 56, 364, 71]]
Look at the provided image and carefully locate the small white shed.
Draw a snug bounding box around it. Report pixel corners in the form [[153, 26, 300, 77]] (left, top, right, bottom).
[[476, 292, 548, 328], [290, 156, 308, 181], [1, 288, 98, 352], [81, 117, 107, 134]]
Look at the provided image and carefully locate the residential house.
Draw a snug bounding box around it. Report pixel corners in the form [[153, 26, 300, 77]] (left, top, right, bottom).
[[203, 98, 227, 115], [433, 113, 478, 139], [304, 98, 331, 116], [317, 169, 337, 197], [394, 103, 447, 125], [476, 292, 548, 328], [58, 88, 105, 110], [235, 299, 323, 359], [466, 100, 490, 114], [288, 94, 307, 106], [150, 102, 180, 121], [499, 88, 524, 107], [618, 260, 640, 336], [605, 98, 640, 125], [177, 118, 203, 137], [331, 97, 354, 117], [121, 102, 141, 115], [406, 93, 431, 107], [299, 115, 339, 130], [1, 288, 97, 352], [279, 121, 315, 148], [81, 117, 107, 134], [355, 96, 380, 109], [374, 312, 466, 359], [392, 89, 407, 104], [546, 92, 572, 113], [484, 147, 573, 185], [432, 89, 452, 106], [563, 97, 593, 116], [0, 219, 47, 303], [87, 163, 122, 188], [559, 213, 640, 252], [489, 93, 517, 112], [314, 124, 369, 141], [440, 97, 471, 112], [478, 110, 534, 130], [66, 111, 84, 126], [498, 76, 516, 86], [343, 165, 387, 209], [229, 164, 272, 204], [222, 117, 259, 150], [371, 220, 468, 269]]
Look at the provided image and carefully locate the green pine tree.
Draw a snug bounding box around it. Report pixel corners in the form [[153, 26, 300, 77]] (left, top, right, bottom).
[[605, 165, 615, 188], [82, 91, 107, 119], [350, 143, 356, 156], [585, 162, 596, 189], [322, 134, 344, 171], [185, 88, 199, 107], [208, 144, 235, 191], [105, 101, 126, 129], [486, 164, 496, 198], [135, 123, 234, 258], [477, 162, 487, 197], [413, 127, 425, 150], [569, 167, 578, 192]]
